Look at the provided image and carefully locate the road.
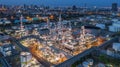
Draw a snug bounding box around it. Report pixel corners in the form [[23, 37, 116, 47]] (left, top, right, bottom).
[[10, 37, 29, 51], [0, 58, 11, 67]]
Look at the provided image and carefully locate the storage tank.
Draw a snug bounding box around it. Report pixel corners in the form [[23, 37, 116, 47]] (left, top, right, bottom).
[[82, 61, 89, 67], [113, 43, 120, 51], [0, 21, 3, 25], [20, 52, 32, 67], [87, 59, 94, 66], [4, 20, 11, 24]]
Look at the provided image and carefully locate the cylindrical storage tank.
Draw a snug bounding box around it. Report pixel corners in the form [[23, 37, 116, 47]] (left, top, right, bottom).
[[87, 59, 94, 66], [82, 61, 89, 67], [20, 52, 32, 67]]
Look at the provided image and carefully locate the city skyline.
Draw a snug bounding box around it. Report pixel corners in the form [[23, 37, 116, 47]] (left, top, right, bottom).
[[0, 0, 120, 7], [0, 0, 120, 67]]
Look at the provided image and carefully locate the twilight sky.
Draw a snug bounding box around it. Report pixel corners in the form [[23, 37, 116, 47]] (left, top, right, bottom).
[[0, 0, 120, 7]]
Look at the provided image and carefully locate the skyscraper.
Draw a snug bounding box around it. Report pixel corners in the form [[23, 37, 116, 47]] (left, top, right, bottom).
[[72, 5, 77, 10], [112, 3, 118, 12]]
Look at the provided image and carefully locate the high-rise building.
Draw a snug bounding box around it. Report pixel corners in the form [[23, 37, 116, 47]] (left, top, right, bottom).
[[112, 3, 118, 12], [72, 5, 77, 10], [109, 21, 120, 32]]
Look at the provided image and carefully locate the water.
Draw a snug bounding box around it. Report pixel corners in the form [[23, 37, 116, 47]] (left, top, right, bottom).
[[0, 0, 120, 7]]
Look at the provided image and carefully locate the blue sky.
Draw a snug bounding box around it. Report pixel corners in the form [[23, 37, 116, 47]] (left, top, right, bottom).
[[0, 0, 120, 7]]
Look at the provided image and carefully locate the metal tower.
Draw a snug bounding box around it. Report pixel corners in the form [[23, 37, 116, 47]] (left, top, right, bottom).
[[20, 15, 24, 31], [80, 26, 86, 44], [57, 14, 63, 41], [19, 15, 28, 37], [47, 18, 51, 34], [20, 15, 25, 37]]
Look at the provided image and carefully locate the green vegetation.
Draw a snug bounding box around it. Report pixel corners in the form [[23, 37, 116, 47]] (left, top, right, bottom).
[[0, 64, 2, 67], [98, 54, 120, 67], [111, 32, 120, 37], [71, 55, 92, 67], [71, 54, 120, 67], [71, 59, 81, 67]]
